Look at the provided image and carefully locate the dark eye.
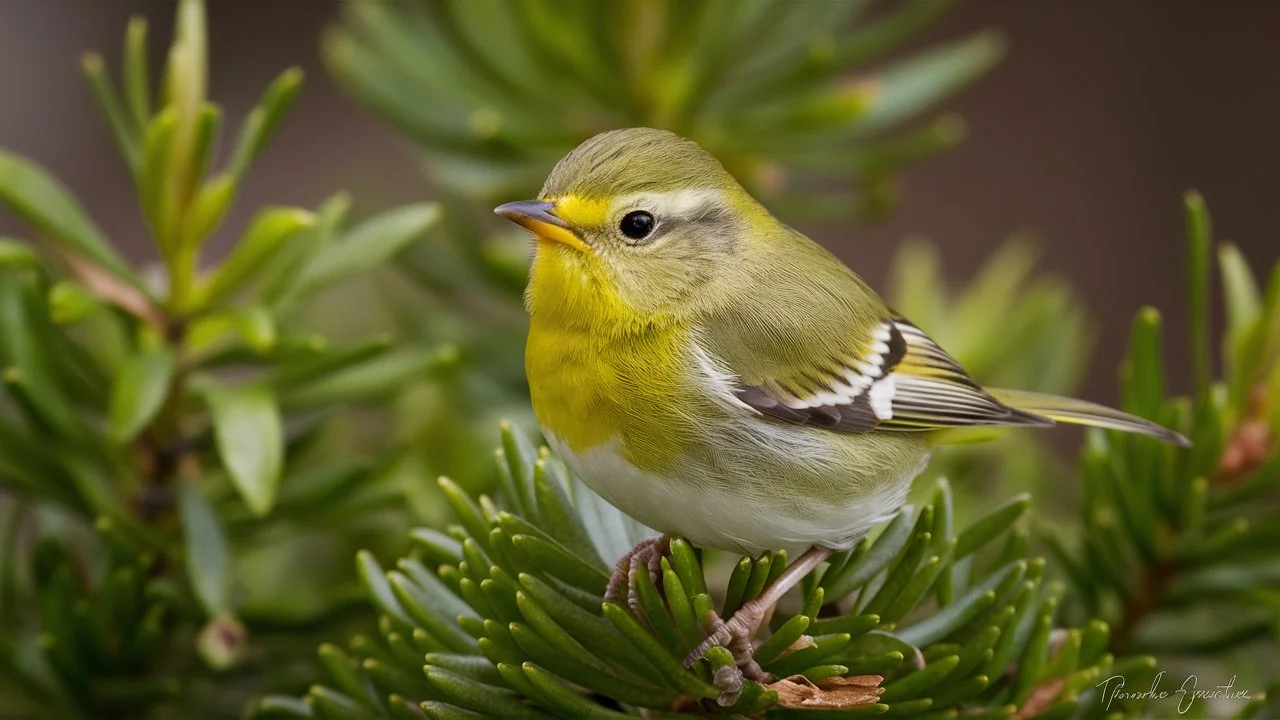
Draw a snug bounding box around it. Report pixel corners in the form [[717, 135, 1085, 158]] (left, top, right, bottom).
[[619, 210, 655, 241]]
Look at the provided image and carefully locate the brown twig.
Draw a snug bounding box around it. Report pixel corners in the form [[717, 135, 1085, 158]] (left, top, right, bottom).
[[1112, 559, 1178, 653]]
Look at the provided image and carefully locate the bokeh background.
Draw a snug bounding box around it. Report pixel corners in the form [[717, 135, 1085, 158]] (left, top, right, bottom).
[[2, 0, 1276, 405]]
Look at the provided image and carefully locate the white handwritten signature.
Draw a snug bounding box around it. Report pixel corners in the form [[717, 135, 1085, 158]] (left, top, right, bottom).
[[1097, 671, 1252, 714]]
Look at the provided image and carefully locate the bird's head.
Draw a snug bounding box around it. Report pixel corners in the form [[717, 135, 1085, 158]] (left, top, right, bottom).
[[496, 128, 771, 324]]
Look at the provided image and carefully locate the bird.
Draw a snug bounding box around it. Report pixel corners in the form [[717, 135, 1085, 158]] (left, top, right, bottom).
[[494, 127, 1187, 684]]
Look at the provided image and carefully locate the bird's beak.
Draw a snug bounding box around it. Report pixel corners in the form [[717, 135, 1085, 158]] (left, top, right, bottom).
[[494, 200, 590, 253]]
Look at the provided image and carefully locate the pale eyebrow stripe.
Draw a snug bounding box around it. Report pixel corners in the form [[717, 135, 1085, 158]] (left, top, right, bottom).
[[616, 189, 724, 218]]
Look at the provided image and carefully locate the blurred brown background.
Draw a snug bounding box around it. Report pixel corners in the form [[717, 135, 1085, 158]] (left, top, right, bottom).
[[2, 0, 1276, 405]]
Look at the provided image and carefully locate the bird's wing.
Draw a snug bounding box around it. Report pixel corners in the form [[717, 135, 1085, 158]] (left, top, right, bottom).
[[695, 226, 1046, 434], [695, 229, 1184, 444], [714, 314, 1050, 433]]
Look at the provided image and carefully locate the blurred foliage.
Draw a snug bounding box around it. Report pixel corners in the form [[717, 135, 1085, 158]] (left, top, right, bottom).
[[325, 0, 1001, 216], [0, 2, 448, 717], [325, 0, 1013, 490], [1046, 194, 1280, 689], [269, 197, 1280, 718]]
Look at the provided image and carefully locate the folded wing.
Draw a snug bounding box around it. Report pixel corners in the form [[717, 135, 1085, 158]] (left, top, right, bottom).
[[726, 316, 1050, 433]]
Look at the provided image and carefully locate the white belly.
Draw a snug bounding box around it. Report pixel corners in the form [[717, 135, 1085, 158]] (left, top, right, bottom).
[[545, 431, 925, 556]]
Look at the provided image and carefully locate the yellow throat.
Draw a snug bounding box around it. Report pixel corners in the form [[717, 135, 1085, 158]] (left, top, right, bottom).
[[524, 235, 700, 471]]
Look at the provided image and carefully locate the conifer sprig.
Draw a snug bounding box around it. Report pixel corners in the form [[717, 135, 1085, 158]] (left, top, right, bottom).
[[0, 2, 444, 715], [260, 425, 1126, 719]]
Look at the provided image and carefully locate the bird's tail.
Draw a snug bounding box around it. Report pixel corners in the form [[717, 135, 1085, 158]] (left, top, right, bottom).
[[987, 388, 1191, 447]]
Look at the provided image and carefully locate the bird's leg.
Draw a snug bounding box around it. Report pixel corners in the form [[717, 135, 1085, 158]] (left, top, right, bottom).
[[685, 547, 834, 679], [603, 535, 671, 618]]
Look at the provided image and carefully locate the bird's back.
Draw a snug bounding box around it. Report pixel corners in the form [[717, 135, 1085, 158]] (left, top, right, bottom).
[[694, 223, 890, 403]]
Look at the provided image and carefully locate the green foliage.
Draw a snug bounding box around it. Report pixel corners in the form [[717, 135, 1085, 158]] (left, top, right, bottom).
[[0, 2, 444, 716], [260, 426, 1118, 719], [325, 0, 1000, 217], [1048, 194, 1280, 663], [889, 239, 1089, 395]]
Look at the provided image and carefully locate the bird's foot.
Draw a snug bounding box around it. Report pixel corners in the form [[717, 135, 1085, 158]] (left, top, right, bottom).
[[603, 535, 670, 619], [685, 597, 772, 684], [684, 546, 836, 705]]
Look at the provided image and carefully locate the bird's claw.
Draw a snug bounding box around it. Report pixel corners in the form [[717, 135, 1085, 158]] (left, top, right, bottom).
[[685, 597, 771, 703], [603, 535, 670, 619]]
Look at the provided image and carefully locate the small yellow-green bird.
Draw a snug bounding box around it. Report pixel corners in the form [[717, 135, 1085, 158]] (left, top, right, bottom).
[[496, 127, 1186, 676]]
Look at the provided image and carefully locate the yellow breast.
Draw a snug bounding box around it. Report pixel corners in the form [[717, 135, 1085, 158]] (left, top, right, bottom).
[[524, 241, 702, 472]]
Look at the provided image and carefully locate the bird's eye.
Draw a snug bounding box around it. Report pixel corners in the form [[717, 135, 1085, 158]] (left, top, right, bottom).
[[619, 210, 655, 242]]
